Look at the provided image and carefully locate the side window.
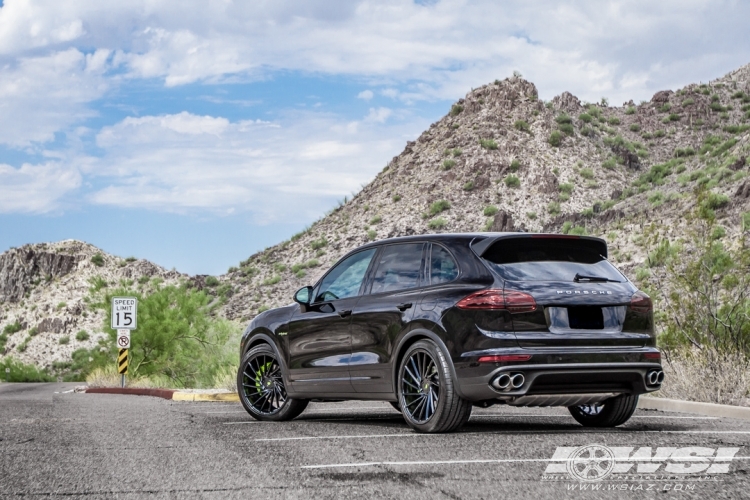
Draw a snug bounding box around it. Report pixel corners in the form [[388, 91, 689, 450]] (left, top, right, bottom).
[[370, 243, 424, 294], [430, 244, 458, 285], [315, 248, 376, 302]]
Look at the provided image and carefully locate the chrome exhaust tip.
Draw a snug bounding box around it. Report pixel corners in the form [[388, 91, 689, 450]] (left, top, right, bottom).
[[647, 370, 663, 385], [492, 373, 512, 391], [510, 373, 525, 389]]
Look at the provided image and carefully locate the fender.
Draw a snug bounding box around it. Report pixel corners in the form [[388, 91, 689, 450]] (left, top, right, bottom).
[[391, 327, 469, 399], [241, 331, 296, 394]]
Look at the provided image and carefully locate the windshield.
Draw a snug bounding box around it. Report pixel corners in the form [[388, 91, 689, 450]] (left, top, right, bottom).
[[481, 237, 625, 282]]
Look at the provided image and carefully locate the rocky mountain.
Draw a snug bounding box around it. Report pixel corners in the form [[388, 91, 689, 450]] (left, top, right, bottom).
[[2, 63, 750, 369]]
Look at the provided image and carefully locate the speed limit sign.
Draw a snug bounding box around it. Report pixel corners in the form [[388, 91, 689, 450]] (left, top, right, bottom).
[[111, 297, 137, 330]]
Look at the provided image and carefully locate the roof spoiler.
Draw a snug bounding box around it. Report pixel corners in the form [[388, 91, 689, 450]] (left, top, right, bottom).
[[470, 233, 608, 259]]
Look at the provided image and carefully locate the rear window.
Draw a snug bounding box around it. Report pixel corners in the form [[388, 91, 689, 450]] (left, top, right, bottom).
[[481, 238, 624, 282]]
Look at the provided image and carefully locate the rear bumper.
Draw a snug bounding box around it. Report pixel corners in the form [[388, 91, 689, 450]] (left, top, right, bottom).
[[454, 349, 663, 402]]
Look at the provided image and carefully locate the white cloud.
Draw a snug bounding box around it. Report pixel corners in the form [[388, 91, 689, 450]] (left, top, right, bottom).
[[365, 107, 392, 123], [84, 111, 426, 222], [0, 162, 80, 213], [357, 89, 374, 100]]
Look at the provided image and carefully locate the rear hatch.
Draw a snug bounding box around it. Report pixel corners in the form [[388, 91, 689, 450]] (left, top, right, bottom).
[[475, 235, 652, 348]]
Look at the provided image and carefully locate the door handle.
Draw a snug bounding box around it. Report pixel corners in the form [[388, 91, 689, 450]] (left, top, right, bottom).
[[396, 302, 413, 311], [338, 309, 352, 318]]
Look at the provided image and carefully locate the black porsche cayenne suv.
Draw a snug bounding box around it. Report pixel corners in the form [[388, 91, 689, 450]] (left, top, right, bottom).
[[237, 232, 663, 433]]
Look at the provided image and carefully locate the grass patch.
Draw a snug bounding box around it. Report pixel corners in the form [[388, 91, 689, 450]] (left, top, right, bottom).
[[392, 194, 401, 202], [429, 199, 451, 216], [262, 275, 281, 286], [547, 201, 561, 215], [579, 167, 594, 179], [442, 159, 456, 170], [578, 113, 592, 123], [76, 330, 90, 342], [479, 138, 498, 150], [509, 159, 520, 171], [450, 104, 463, 116], [674, 147, 695, 158], [428, 217, 447, 230], [625, 107, 636, 115], [504, 175, 520, 188], [608, 117, 621, 125], [629, 124, 640, 132], [602, 158, 617, 170], [310, 237, 328, 250], [559, 183, 574, 195], [91, 253, 104, 267], [548, 130, 562, 147], [463, 181, 474, 191], [59, 336, 70, 345], [369, 215, 382, 225], [514, 120, 530, 132], [367, 229, 377, 241], [483, 205, 499, 217]]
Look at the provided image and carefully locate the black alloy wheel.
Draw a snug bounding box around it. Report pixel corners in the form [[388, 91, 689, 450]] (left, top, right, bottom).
[[238, 345, 308, 421], [397, 340, 471, 433], [568, 394, 639, 427]]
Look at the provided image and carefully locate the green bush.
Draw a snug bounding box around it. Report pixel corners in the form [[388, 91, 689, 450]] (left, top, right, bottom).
[[723, 125, 750, 134], [629, 124, 640, 132], [580, 168, 594, 179], [91, 253, 105, 267], [555, 114, 572, 125], [28, 326, 38, 337], [479, 138, 498, 150], [450, 104, 463, 116], [548, 201, 561, 215], [667, 113, 681, 122], [463, 181, 474, 191], [648, 191, 665, 206], [483, 205, 499, 216], [558, 123, 574, 136], [608, 117, 621, 125], [578, 113, 592, 123], [428, 217, 447, 230], [548, 130, 562, 147], [625, 107, 636, 115], [429, 200, 451, 216], [509, 159, 520, 171], [581, 126, 595, 137], [504, 175, 520, 188], [559, 183, 574, 195], [602, 158, 617, 170], [204, 276, 219, 287], [674, 147, 695, 158], [0, 357, 53, 382], [369, 215, 382, 225], [367, 229, 377, 241], [262, 275, 281, 286], [392, 194, 402, 202], [682, 98, 694, 106], [76, 330, 90, 342], [59, 336, 70, 345], [442, 159, 456, 170], [310, 237, 328, 250], [526, 211, 537, 220], [658, 103, 671, 113], [3, 321, 22, 335], [514, 120, 530, 132]]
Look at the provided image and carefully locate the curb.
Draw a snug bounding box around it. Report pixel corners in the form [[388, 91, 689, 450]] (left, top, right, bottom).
[[84, 387, 238, 402], [639, 396, 750, 420]]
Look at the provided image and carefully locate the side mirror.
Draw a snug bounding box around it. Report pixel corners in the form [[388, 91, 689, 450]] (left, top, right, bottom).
[[294, 286, 313, 306]]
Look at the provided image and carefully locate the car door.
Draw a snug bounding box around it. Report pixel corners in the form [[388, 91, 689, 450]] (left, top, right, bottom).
[[286, 248, 377, 394], [349, 243, 426, 393]]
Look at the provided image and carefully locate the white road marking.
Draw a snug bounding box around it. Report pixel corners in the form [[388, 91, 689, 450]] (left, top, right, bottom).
[[223, 421, 260, 425], [256, 433, 424, 442], [470, 414, 718, 420], [301, 456, 750, 469]]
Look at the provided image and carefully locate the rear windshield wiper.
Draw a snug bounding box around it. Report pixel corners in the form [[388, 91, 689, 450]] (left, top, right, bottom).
[[574, 273, 619, 283]]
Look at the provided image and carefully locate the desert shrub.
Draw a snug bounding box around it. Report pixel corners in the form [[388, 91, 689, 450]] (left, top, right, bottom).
[[548, 130, 562, 147], [76, 330, 90, 341], [555, 114, 572, 125], [91, 253, 105, 267], [369, 215, 382, 225], [3, 321, 22, 335], [682, 98, 694, 106], [711, 138, 738, 157], [674, 147, 695, 158], [656, 350, 750, 405], [504, 175, 520, 188], [452, 148, 463, 157], [428, 218, 447, 230], [262, 275, 281, 286], [479, 138, 498, 150], [463, 181, 474, 191], [581, 126, 595, 137], [658, 103, 671, 113], [602, 158, 616, 170], [723, 125, 750, 134], [483, 205, 499, 216], [59, 336, 70, 345], [625, 107, 636, 115], [392, 194, 402, 202], [28, 326, 38, 337], [579, 168, 594, 179], [666, 113, 681, 122], [559, 183, 574, 195], [0, 357, 53, 382], [367, 229, 377, 240], [558, 123, 574, 136], [526, 211, 537, 220], [629, 124, 640, 132], [608, 117, 621, 125], [204, 276, 219, 287], [450, 104, 463, 116], [442, 159, 456, 170], [310, 237, 328, 250], [514, 120, 530, 132], [578, 113, 592, 123], [647, 191, 665, 207], [509, 159, 520, 171], [547, 201, 561, 215], [429, 200, 451, 216]]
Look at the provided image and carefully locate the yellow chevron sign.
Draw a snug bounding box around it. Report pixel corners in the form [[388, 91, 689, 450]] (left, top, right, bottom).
[[118, 349, 128, 375]]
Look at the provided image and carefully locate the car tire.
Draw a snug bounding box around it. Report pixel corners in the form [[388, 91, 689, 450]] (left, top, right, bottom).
[[237, 344, 308, 421], [568, 394, 639, 427], [397, 339, 472, 433]]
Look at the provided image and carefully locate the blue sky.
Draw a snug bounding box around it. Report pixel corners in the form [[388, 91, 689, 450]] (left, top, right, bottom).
[[1, 1, 749, 275]]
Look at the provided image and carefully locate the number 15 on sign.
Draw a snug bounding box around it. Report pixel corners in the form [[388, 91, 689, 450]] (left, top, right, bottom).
[[111, 297, 138, 330]]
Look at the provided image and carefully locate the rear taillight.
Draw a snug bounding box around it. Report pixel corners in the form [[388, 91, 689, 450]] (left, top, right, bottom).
[[478, 354, 532, 363], [630, 291, 653, 314], [644, 351, 661, 360], [456, 289, 537, 313]]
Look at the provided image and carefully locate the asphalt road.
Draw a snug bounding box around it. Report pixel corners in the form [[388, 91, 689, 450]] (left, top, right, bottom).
[[1, 383, 749, 499]]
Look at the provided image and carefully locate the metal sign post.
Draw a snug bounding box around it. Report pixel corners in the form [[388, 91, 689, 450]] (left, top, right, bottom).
[[111, 297, 137, 388]]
